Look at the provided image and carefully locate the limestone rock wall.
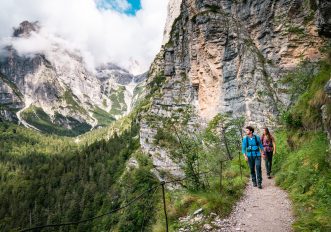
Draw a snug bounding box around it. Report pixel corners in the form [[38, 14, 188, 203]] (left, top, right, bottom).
[[141, 0, 331, 178]]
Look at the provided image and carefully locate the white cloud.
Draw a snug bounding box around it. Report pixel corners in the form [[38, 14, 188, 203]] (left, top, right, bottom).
[[97, 0, 132, 12], [0, 0, 169, 74], [11, 32, 52, 56]]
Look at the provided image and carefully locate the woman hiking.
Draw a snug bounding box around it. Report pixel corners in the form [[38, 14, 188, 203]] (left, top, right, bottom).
[[261, 127, 276, 179]]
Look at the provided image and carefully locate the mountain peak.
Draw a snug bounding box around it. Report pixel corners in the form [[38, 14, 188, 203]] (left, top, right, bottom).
[[13, 21, 40, 38]]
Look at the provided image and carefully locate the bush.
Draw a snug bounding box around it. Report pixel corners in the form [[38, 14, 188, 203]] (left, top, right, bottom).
[[280, 111, 303, 129]]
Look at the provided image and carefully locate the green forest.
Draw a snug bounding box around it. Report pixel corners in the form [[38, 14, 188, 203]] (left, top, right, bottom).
[[0, 120, 159, 231]]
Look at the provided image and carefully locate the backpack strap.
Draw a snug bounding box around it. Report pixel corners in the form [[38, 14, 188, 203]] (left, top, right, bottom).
[[246, 135, 259, 157], [246, 136, 248, 151], [254, 135, 259, 147], [253, 135, 259, 157]]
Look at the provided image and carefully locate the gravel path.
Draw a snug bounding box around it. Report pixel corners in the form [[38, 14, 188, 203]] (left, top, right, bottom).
[[209, 162, 295, 232]]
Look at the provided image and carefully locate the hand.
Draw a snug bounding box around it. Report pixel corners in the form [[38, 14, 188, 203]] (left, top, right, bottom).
[[262, 153, 266, 159], [244, 155, 248, 161]]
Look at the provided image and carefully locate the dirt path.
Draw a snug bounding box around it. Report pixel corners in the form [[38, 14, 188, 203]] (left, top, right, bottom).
[[208, 162, 294, 232]]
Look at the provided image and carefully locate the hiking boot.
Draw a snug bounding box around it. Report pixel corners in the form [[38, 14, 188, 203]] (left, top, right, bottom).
[[258, 184, 262, 189], [253, 182, 257, 187]]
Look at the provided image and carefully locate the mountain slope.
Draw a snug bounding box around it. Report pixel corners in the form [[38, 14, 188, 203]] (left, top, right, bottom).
[[0, 21, 147, 136], [0, 0, 330, 231]]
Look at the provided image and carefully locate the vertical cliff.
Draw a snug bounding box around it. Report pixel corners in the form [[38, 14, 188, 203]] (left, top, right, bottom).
[[141, 0, 331, 178]]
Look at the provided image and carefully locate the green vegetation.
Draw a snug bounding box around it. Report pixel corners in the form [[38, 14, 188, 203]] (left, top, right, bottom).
[[164, 40, 174, 48], [205, 4, 221, 13], [92, 106, 115, 127], [62, 89, 89, 115], [132, 84, 144, 101], [109, 86, 127, 115], [148, 72, 166, 95], [275, 56, 331, 231], [274, 131, 331, 231], [151, 114, 249, 230], [21, 106, 91, 136], [163, 155, 248, 231], [288, 26, 305, 35], [281, 61, 331, 130], [0, 120, 160, 231], [303, 0, 317, 24], [0, 72, 23, 100], [0, 70, 168, 231], [117, 154, 159, 231]]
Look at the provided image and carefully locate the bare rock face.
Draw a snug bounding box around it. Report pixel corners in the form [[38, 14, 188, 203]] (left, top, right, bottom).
[[162, 0, 183, 45], [316, 0, 331, 37], [13, 21, 40, 37], [141, 0, 330, 178], [157, 0, 330, 125]]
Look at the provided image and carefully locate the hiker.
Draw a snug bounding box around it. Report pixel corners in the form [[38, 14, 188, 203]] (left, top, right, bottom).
[[261, 127, 276, 179], [242, 126, 264, 189]]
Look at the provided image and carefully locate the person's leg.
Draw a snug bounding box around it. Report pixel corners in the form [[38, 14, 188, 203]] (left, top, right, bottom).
[[264, 151, 269, 175], [266, 151, 271, 176], [269, 151, 273, 176], [255, 156, 262, 188], [248, 156, 257, 186]]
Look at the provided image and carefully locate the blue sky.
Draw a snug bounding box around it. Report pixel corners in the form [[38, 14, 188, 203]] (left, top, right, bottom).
[[126, 0, 142, 15], [97, 0, 142, 15]]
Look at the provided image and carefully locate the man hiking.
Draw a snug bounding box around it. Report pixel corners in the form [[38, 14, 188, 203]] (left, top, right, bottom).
[[242, 126, 264, 189], [261, 127, 276, 179]]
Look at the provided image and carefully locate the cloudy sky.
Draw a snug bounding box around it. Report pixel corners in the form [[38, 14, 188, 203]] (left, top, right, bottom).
[[0, 0, 169, 74]]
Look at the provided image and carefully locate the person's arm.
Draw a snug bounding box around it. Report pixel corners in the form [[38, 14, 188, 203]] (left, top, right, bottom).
[[258, 136, 265, 157], [242, 137, 248, 161], [272, 136, 276, 155]]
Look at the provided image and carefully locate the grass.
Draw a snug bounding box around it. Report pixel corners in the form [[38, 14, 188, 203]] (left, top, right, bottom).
[[62, 89, 88, 115], [275, 55, 331, 231], [92, 106, 115, 127], [21, 106, 91, 136], [152, 155, 249, 231], [288, 26, 305, 35], [109, 86, 127, 116], [282, 61, 331, 130], [273, 131, 331, 231]]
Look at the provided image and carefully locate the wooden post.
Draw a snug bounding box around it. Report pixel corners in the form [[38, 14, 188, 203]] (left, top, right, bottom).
[[219, 161, 223, 193], [29, 210, 32, 227], [161, 182, 169, 232], [239, 152, 243, 180], [222, 127, 232, 160]]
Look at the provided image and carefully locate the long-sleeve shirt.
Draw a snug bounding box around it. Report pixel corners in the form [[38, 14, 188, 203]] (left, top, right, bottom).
[[242, 135, 264, 157]]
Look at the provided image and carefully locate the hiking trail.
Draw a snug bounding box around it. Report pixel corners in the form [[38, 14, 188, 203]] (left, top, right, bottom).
[[208, 162, 294, 232]]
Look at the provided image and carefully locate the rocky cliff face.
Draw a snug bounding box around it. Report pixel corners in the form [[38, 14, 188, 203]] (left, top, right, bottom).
[[162, 0, 183, 45], [0, 21, 146, 135], [141, 0, 331, 178]]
